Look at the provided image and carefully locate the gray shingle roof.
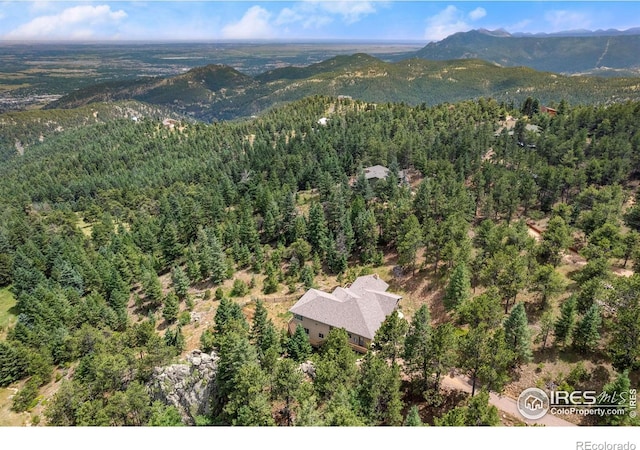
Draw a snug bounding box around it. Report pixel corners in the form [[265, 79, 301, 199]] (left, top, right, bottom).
[[289, 275, 401, 339], [364, 165, 390, 180]]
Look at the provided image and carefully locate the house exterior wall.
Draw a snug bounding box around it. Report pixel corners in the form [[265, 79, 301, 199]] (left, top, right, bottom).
[[288, 315, 370, 353]]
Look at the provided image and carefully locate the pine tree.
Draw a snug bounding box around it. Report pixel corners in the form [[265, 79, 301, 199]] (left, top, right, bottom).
[[185, 245, 200, 282], [428, 323, 458, 393], [555, 296, 577, 346], [435, 390, 500, 426], [572, 304, 601, 353], [143, 271, 163, 308], [262, 261, 279, 294], [535, 309, 555, 351], [372, 310, 408, 363], [222, 362, 274, 426], [307, 201, 328, 257], [314, 328, 358, 400], [324, 385, 365, 426], [353, 208, 379, 264], [250, 300, 269, 349], [403, 304, 431, 392], [171, 266, 190, 300], [531, 264, 564, 307], [503, 302, 532, 364], [287, 324, 312, 362], [162, 291, 179, 324], [208, 233, 227, 285], [357, 353, 403, 426], [272, 358, 304, 426], [609, 295, 640, 371], [213, 329, 257, 416], [397, 214, 422, 275], [539, 216, 572, 267], [599, 371, 637, 426], [460, 325, 513, 396], [443, 263, 471, 311], [160, 221, 182, 266], [404, 405, 423, 426]]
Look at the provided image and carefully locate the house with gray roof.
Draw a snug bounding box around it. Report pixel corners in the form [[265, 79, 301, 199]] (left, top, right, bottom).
[[362, 165, 409, 185], [288, 274, 402, 352]]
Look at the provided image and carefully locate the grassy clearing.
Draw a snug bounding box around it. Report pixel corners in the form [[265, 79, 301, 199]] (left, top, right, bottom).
[[0, 387, 27, 426], [75, 214, 93, 237], [0, 287, 17, 338]]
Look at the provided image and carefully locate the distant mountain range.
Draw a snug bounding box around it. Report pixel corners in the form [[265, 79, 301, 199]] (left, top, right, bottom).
[[29, 28, 640, 121], [413, 29, 640, 75], [46, 53, 640, 122], [511, 27, 640, 37]]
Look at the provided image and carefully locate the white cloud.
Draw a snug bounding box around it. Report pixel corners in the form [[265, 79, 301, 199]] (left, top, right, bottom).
[[544, 10, 592, 31], [5, 4, 126, 39], [509, 19, 533, 33], [276, 7, 304, 26], [221, 6, 274, 39], [424, 5, 468, 41], [316, 1, 376, 24], [423, 5, 489, 41], [275, 1, 376, 31], [469, 7, 487, 21]]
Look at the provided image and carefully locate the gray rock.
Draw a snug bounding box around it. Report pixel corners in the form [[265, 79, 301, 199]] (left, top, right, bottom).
[[148, 349, 219, 425]]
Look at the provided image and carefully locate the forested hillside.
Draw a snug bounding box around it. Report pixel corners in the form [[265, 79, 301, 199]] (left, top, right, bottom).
[[0, 95, 639, 426], [0, 100, 181, 163], [46, 55, 640, 122]]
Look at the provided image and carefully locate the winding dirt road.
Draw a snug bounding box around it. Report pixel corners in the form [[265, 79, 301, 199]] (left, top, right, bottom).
[[441, 373, 577, 427]]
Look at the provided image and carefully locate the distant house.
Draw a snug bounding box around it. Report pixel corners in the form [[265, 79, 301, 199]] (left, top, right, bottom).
[[362, 165, 409, 185], [288, 274, 402, 353], [540, 106, 557, 117], [162, 118, 178, 129]]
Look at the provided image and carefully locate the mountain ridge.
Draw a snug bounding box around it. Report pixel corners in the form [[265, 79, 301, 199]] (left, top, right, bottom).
[[414, 29, 640, 75], [44, 52, 640, 122]]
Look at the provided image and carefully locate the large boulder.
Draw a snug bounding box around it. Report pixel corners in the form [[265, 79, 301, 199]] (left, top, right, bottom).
[[148, 349, 218, 425]]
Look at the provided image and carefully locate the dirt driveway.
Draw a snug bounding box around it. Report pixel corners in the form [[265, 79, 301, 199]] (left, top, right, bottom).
[[441, 373, 577, 427]]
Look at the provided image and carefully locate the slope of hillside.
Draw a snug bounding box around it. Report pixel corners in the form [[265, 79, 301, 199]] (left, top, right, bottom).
[[0, 100, 181, 161], [46, 54, 640, 122], [414, 29, 640, 75]]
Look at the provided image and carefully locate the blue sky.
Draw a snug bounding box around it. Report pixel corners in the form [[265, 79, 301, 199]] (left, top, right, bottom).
[[0, 1, 639, 41]]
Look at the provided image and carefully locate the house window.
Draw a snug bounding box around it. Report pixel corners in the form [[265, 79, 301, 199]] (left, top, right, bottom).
[[304, 328, 309, 334], [294, 314, 303, 321], [348, 333, 352, 339], [319, 333, 324, 338]]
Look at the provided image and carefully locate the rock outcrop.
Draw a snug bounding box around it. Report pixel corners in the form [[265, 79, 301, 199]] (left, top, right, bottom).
[[148, 349, 218, 425]]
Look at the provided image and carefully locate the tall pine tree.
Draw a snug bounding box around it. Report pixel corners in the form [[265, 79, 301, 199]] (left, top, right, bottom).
[[503, 302, 532, 365]]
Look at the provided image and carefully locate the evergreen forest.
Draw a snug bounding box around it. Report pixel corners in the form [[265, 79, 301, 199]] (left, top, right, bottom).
[[1, 95, 639, 426]]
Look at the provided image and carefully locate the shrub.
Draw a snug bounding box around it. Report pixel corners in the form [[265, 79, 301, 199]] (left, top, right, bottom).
[[567, 362, 591, 386], [231, 279, 249, 297], [179, 311, 191, 326]]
